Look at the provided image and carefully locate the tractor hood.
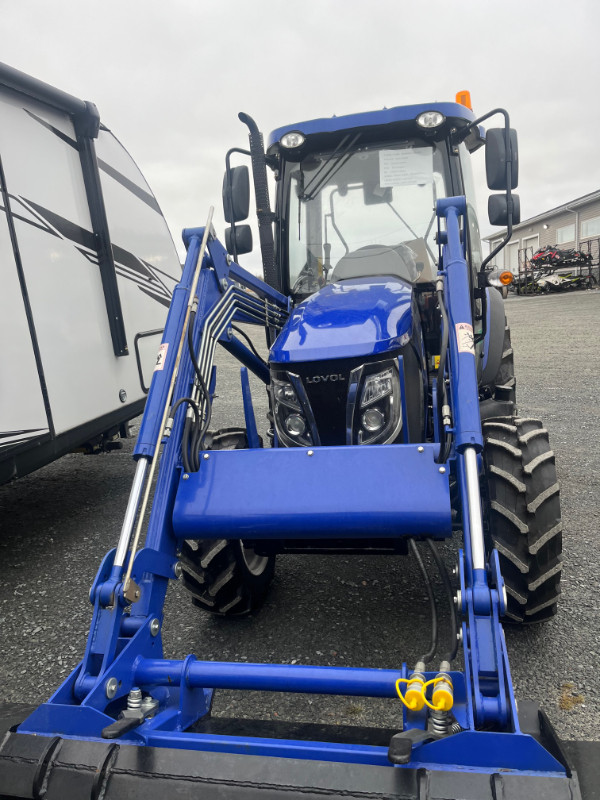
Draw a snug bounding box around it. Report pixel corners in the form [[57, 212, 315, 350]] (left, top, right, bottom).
[[270, 276, 414, 364]]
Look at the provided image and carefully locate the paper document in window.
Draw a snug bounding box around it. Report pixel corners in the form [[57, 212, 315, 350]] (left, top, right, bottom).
[[379, 149, 434, 188]]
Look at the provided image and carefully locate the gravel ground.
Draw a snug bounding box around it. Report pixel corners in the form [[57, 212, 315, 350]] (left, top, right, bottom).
[[0, 289, 598, 740]]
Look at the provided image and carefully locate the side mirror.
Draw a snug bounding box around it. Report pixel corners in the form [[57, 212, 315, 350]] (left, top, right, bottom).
[[485, 128, 518, 190], [225, 224, 253, 256], [488, 194, 520, 226], [223, 165, 250, 222]]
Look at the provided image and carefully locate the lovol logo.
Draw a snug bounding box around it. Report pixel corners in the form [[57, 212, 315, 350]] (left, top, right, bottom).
[[306, 373, 346, 384]]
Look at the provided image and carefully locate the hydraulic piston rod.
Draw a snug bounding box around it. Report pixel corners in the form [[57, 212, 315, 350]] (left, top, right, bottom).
[[113, 458, 149, 569], [464, 446, 486, 571]]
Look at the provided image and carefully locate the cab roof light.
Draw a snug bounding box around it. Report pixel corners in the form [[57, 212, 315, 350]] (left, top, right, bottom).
[[280, 131, 305, 149], [416, 111, 445, 129], [456, 90, 473, 111]]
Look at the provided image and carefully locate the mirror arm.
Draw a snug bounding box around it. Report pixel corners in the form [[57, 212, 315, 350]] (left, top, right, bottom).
[[225, 148, 251, 262], [455, 108, 514, 275], [481, 208, 513, 275], [454, 108, 514, 350], [451, 107, 508, 146]]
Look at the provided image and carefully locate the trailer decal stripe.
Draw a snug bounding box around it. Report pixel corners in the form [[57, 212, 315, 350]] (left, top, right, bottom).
[[98, 157, 162, 214], [6, 197, 174, 307], [138, 285, 171, 308], [0, 201, 60, 238], [25, 108, 162, 214], [25, 198, 96, 250]]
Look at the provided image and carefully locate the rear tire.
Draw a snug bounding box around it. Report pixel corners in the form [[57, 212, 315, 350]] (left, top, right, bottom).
[[482, 417, 562, 624], [179, 428, 276, 616]]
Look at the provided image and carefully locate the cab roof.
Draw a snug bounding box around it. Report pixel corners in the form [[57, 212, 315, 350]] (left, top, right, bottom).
[[268, 102, 484, 156]]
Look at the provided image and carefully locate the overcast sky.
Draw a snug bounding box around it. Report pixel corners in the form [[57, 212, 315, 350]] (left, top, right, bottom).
[[2, 0, 599, 267]]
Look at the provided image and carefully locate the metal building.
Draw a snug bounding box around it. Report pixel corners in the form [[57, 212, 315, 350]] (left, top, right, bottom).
[[482, 189, 600, 276]]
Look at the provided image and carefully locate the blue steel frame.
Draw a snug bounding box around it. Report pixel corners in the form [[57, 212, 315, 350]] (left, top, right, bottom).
[[15, 205, 567, 779]]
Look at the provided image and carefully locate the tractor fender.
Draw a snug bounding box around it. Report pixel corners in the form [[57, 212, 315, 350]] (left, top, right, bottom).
[[480, 287, 505, 387]]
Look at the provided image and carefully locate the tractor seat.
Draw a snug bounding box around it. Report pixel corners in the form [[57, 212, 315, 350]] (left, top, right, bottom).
[[331, 244, 419, 284]]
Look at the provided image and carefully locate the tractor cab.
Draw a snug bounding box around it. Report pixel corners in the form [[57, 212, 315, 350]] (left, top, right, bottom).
[[268, 101, 487, 298], [222, 100, 520, 450], [224, 99, 518, 304]]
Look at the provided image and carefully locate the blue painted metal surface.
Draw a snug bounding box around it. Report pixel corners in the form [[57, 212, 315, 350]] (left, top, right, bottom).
[[436, 197, 483, 455], [135, 659, 406, 697], [172, 443, 452, 540], [240, 367, 260, 447], [134, 229, 207, 460], [270, 276, 413, 363], [220, 331, 270, 383], [436, 197, 509, 729], [268, 102, 476, 148]]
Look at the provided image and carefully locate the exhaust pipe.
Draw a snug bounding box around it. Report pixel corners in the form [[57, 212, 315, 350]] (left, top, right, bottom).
[[238, 113, 280, 292]]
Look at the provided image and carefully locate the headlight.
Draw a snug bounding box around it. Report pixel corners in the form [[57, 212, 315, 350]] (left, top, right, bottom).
[[274, 380, 301, 410], [349, 362, 403, 445], [361, 368, 394, 407], [272, 374, 316, 447], [361, 407, 385, 433]]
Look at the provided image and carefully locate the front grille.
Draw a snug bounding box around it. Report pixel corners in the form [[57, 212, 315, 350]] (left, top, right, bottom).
[[299, 367, 350, 446], [280, 355, 396, 446]]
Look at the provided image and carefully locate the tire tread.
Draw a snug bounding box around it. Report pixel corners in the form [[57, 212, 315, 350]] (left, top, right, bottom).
[[483, 416, 562, 624]]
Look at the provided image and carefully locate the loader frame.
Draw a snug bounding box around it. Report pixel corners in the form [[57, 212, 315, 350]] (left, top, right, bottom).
[[0, 199, 587, 799]]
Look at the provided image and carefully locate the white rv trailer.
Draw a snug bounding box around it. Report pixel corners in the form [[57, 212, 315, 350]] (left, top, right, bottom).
[[0, 63, 181, 484]]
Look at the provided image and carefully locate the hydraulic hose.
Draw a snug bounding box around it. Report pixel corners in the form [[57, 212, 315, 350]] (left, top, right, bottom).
[[427, 540, 459, 662], [435, 282, 452, 464], [231, 324, 267, 367], [409, 539, 438, 664], [187, 308, 213, 467], [182, 416, 193, 474], [169, 397, 200, 475]]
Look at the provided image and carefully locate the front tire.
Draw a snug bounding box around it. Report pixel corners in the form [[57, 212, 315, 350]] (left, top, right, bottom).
[[180, 537, 275, 615], [482, 417, 562, 624], [179, 428, 276, 616], [492, 323, 516, 405]]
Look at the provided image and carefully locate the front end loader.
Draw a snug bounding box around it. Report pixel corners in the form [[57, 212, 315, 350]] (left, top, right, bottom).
[[1, 94, 596, 800]]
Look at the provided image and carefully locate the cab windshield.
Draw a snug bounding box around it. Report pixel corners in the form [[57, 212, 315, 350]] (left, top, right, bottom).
[[285, 140, 449, 295]]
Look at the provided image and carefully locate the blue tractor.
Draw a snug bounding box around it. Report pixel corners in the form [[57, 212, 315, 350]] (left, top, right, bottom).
[[177, 101, 560, 628], [2, 87, 591, 800]]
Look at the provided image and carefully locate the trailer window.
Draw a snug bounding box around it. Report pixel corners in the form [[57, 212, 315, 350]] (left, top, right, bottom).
[[285, 141, 448, 295]]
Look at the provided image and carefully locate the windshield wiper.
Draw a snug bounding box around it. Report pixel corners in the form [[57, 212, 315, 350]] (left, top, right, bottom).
[[300, 133, 361, 202]]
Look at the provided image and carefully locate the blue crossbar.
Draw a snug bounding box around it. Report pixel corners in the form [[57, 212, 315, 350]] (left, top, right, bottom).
[[172, 443, 452, 540]]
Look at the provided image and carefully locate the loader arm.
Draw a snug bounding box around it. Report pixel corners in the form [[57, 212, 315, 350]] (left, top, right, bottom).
[[0, 203, 589, 800]]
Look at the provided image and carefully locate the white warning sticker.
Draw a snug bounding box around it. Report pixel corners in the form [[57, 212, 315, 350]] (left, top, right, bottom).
[[455, 323, 475, 355], [154, 343, 169, 371], [379, 148, 434, 187]]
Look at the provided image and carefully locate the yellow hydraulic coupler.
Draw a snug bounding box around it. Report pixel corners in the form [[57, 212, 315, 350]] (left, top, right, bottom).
[[431, 660, 454, 712], [396, 661, 427, 712]]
